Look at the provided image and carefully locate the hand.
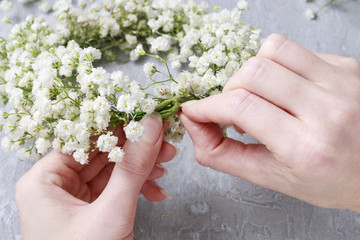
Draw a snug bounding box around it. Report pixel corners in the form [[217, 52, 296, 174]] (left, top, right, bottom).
[[180, 34, 360, 212], [16, 113, 175, 240]]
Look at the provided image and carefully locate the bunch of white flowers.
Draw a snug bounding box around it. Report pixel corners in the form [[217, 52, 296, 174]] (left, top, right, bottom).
[[0, 0, 261, 164]]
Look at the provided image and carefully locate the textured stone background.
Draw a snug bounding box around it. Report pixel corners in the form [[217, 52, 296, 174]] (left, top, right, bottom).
[[1, 0, 360, 239]]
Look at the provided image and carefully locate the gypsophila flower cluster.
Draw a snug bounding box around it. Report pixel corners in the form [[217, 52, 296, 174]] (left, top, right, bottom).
[[304, 0, 340, 20], [0, 0, 261, 164]]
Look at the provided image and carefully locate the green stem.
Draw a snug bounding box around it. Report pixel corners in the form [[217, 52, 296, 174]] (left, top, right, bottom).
[[316, 0, 337, 11], [155, 96, 195, 118], [100, 39, 123, 52]]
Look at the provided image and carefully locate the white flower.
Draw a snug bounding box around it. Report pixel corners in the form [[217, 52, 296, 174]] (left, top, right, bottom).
[[150, 36, 172, 53], [93, 96, 111, 130], [97, 132, 118, 152], [225, 60, 240, 77], [53, 0, 72, 12], [74, 122, 90, 144], [237, 0, 248, 10], [141, 99, 157, 114], [143, 62, 157, 78], [79, 47, 102, 62], [152, 0, 182, 10], [55, 120, 75, 139], [129, 49, 140, 61], [78, 0, 87, 9], [73, 149, 89, 165], [127, 14, 138, 23], [135, 44, 146, 55], [44, 33, 61, 46], [111, 70, 129, 88], [52, 138, 62, 151], [1, 136, 12, 152], [210, 49, 228, 67], [17, 148, 32, 161], [0, 0, 12, 11], [305, 8, 317, 20], [124, 1, 137, 12], [155, 84, 171, 96], [108, 147, 125, 162], [129, 81, 145, 102], [39, 1, 52, 13], [35, 137, 51, 154], [125, 34, 137, 45], [171, 60, 181, 69], [164, 118, 185, 143], [2, 17, 11, 24], [124, 120, 144, 142], [117, 94, 138, 114]]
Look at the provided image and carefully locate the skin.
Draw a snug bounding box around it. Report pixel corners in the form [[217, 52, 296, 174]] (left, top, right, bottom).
[[16, 113, 176, 240], [181, 34, 360, 212]]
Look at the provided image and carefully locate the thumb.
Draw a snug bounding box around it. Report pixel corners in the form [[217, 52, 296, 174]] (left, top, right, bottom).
[[96, 113, 163, 214]]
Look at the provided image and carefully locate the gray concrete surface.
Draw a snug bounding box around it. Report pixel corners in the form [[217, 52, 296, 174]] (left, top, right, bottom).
[[1, 0, 360, 239]]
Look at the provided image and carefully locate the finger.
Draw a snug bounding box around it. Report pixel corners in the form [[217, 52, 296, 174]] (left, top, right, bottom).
[[78, 152, 109, 183], [78, 128, 126, 182], [316, 53, 345, 65], [224, 56, 324, 118], [96, 113, 164, 215], [156, 141, 177, 163], [42, 150, 85, 172], [87, 163, 115, 202], [147, 164, 168, 180], [316, 53, 360, 70], [257, 34, 334, 82], [79, 140, 173, 183], [163, 120, 170, 131], [234, 125, 245, 134], [140, 180, 168, 202], [179, 113, 285, 189], [181, 89, 302, 154]]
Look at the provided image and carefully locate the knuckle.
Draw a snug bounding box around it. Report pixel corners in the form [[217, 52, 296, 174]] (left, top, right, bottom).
[[291, 133, 335, 177], [259, 33, 289, 60], [241, 57, 268, 82], [224, 57, 266, 92], [194, 148, 211, 168], [341, 57, 360, 70], [226, 89, 256, 117], [118, 152, 153, 178], [302, 142, 336, 179], [328, 99, 360, 127]]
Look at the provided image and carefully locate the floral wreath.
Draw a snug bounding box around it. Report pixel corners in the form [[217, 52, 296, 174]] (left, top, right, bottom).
[[0, 0, 261, 164]]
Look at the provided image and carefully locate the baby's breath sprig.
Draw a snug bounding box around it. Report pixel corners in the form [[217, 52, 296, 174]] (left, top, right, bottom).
[[0, 0, 261, 164], [305, 0, 340, 20]]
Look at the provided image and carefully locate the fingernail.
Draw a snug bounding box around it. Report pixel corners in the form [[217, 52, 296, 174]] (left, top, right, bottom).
[[160, 188, 173, 200], [181, 100, 198, 108], [140, 112, 163, 145], [152, 181, 173, 200], [156, 163, 168, 176]]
